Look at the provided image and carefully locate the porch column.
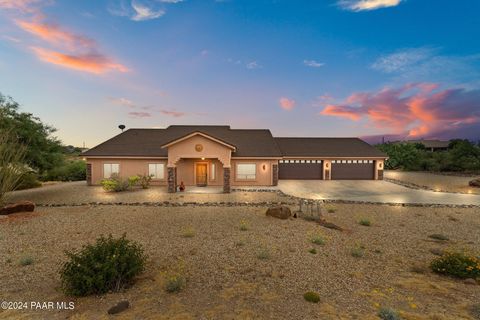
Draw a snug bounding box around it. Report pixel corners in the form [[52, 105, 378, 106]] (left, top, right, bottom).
[[167, 166, 177, 193], [223, 167, 231, 193]]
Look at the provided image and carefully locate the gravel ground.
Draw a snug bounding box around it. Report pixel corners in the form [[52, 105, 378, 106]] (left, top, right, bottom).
[[385, 170, 480, 195], [1, 202, 479, 319], [7, 181, 287, 205]]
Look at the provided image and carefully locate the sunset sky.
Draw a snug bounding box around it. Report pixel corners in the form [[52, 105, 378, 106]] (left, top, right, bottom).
[[1, 0, 479, 147]]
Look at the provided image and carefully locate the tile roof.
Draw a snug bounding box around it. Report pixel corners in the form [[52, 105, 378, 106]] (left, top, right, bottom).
[[82, 125, 387, 158]]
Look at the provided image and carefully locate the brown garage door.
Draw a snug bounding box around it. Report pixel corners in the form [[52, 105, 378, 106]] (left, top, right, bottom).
[[279, 160, 323, 180], [331, 160, 375, 180]]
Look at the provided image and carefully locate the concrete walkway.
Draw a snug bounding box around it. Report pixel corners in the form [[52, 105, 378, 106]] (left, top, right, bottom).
[[278, 180, 480, 206]]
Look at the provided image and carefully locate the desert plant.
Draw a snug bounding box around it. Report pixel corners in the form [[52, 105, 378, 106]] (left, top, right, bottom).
[[165, 274, 186, 293], [359, 219, 372, 226], [42, 160, 86, 181], [378, 307, 401, 320], [181, 227, 195, 238], [303, 291, 320, 303], [310, 234, 326, 245], [430, 250, 480, 279], [138, 174, 153, 189], [309, 248, 317, 254], [128, 175, 140, 187], [0, 130, 27, 205], [239, 220, 249, 231], [60, 234, 147, 296], [429, 234, 449, 241], [257, 248, 270, 260], [19, 256, 34, 266], [15, 171, 41, 190], [351, 245, 365, 258]]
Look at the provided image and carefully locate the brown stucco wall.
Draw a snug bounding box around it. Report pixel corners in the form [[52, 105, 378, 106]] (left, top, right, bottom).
[[87, 158, 168, 185]]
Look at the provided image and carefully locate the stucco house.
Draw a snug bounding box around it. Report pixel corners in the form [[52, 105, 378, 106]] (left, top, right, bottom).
[[82, 125, 387, 193]]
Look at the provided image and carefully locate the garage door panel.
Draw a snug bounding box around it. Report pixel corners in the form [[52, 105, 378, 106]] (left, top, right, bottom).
[[279, 162, 323, 180], [331, 163, 374, 180]]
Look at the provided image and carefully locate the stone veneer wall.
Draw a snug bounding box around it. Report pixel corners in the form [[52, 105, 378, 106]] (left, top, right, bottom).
[[272, 164, 278, 186], [168, 167, 176, 193], [223, 167, 231, 193]]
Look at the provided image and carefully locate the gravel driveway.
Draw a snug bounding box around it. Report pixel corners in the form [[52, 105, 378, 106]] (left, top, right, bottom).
[[385, 170, 480, 194], [278, 180, 480, 206]]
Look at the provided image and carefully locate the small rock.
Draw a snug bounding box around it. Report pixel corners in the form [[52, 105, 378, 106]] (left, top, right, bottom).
[[464, 278, 477, 285], [0, 201, 35, 215], [266, 206, 291, 219], [429, 248, 444, 256], [107, 300, 129, 315], [468, 178, 480, 187]]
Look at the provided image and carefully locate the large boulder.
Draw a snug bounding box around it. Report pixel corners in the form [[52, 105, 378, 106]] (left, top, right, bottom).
[[469, 179, 480, 187], [266, 206, 291, 219], [0, 201, 35, 215], [107, 300, 129, 315]]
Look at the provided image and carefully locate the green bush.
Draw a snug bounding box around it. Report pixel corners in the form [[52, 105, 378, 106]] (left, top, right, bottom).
[[351, 245, 365, 258], [430, 250, 480, 279], [303, 291, 320, 303], [359, 219, 372, 226], [377, 307, 401, 320], [60, 234, 147, 296], [42, 160, 86, 181], [308, 248, 317, 254], [101, 174, 133, 192]]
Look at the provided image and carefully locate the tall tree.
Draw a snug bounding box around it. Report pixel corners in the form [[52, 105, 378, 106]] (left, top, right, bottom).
[[0, 94, 64, 173]]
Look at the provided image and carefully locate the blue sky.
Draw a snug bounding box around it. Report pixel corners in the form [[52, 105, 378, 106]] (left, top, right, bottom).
[[1, 0, 479, 146]]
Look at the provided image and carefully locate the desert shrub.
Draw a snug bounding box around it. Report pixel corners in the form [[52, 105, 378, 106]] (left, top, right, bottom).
[[257, 248, 270, 260], [359, 218, 372, 226], [430, 250, 480, 279], [165, 274, 186, 293], [303, 291, 320, 303], [429, 234, 449, 241], [181, 227, 195, 238], [15, 171, 41, 190], [239, 220, 249, 231], [351, 245, 365, 258], [138, 174, 153, 189], [310, 234, 326, 245], [42, 160, 86, 181], [101, 174, 131, 192], [19, 256, 34, 266], [378, 307, 401, 320], [308, 248, 317, 254], [327, 207, 336, 213], [60, 234, 147, 296]]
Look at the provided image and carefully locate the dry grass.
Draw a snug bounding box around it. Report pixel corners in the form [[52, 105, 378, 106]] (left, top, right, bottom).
[[0, 201, 479, 319]]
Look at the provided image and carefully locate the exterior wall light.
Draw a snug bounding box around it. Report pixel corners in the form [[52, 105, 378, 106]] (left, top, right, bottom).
[[262, 164, 266, 170]]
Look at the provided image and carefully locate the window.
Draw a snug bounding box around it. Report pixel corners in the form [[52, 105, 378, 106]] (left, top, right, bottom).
[[353, 160, 357, 163], [236, 163, 256, 180], [103, 163, 119, 178], [368, 160, 373, 164], [342, 160, 347, 164], [148, 163, 165, 179], [211, 163, 216, 180]]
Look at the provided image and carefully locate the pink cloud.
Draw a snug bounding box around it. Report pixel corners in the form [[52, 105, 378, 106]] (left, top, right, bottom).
[[128, 112, 151, 118], [160, 110, 186, 117], [0, 0, 44, 13], [16, 19, 95, 49], [279, 97, 296, 111], [320, 83, 480, 138], [31, 47, 128, 74]]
